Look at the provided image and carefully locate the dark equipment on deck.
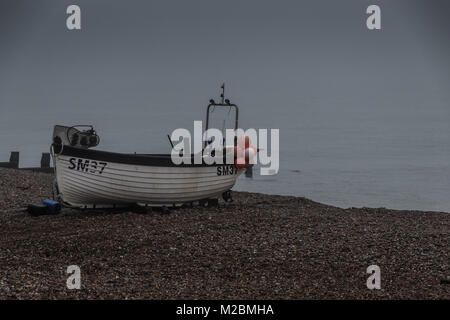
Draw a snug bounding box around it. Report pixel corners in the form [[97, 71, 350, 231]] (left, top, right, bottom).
[[52, 125, 100, 154]]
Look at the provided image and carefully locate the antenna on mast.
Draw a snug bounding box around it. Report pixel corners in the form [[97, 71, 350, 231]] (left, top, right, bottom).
[[220, 83, 225, 104]]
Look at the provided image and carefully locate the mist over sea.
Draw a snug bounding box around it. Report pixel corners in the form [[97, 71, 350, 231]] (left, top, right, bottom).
[[1, 0, 449, 212]]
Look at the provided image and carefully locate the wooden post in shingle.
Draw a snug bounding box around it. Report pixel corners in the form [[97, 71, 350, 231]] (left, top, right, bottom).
[[41, 153, 50, 168], [9, 152, 19, 168]]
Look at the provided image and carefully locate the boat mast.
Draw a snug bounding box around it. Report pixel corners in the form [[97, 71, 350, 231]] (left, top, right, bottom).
[[220, 83, 225, 104], [205, 83, 239, 148]]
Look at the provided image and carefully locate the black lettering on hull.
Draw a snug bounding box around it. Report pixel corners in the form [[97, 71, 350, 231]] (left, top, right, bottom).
[[67, 157, 107, 174], [217, 165, 239, 176]]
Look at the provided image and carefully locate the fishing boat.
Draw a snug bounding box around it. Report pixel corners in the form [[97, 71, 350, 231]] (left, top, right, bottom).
[[50, 89, 252, 209]]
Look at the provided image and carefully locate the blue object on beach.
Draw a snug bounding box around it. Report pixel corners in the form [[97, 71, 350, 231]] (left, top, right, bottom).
[[43, 199, 61, 214]]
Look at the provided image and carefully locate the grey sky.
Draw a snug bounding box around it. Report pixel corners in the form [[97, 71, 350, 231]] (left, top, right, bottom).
[[0, 0, 449, 156]]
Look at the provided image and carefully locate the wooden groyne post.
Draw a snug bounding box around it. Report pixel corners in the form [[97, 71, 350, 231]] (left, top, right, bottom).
[[0, 151, 19, 168], [0, 152, 53, 173], [40, 153, 51, 169]]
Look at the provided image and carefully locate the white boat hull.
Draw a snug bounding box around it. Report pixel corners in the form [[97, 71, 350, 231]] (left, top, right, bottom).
[[55, 150, 243, 208]]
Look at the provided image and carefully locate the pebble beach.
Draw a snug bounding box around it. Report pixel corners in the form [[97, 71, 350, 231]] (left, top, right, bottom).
[[0, 168, 448, 299]]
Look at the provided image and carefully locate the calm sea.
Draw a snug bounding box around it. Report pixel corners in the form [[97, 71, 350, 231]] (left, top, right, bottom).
[[1, 95, 449, 213]]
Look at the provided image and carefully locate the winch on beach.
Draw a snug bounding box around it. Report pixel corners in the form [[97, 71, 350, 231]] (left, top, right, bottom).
[[49, 87, 258, 209]]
